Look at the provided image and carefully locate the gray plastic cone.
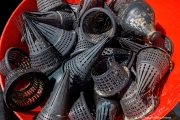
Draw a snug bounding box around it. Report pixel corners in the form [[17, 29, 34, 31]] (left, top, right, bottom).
[[36, 70, 69, 120], [36, 0, 66, 12], [63, 37, 108, 86], [70, 27, 94, 57], [33, 21, 77, 56], [96, 99, 120, 120], [0, 47, 31, 76], [23, 16, 63, 75], [69, 92, 94, 120], [23, 9, 76, 30]]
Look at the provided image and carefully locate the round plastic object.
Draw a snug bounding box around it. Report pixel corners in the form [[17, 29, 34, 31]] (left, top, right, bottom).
[[1, 0, 180, 119]]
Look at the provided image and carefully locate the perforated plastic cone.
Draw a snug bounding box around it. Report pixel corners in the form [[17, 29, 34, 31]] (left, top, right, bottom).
[[70, 27, 94, 57], [117, 37, 150, 52], [92, 57, 131, 97], [36, 0, 66, 12], [136, 47, 173, 95], [33, 21, 77, 56], [96, 99, 120, 120], [120, 81, 159, 119], [23, 16, 63, 75], [36, 70, 69, 120], [63, 37, 108, 86], [0, 47, 31, 76], [117, 0, 160, 42], [23, 9, 76, 30], [69, 92, 94, 120]]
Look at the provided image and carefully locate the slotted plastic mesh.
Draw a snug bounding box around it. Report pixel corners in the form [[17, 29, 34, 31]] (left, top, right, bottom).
[[24, 16, 63, 75], [69, 92, 94, 120], [120, 81, 159, 119], [80, 7, 116, 43], [33, 21, 77, 56], [136, 47, 172, 94], [70, 27, 94, 57], [92, 57, 131, 97], [3, 68, 49, 112], [0, 47, 31, 76], [36, 0, 65, 12], [23, 9, 76, 30], [96, 98, 119, 120], [63, 37, 108, 86], [36, 70, 69, 120]]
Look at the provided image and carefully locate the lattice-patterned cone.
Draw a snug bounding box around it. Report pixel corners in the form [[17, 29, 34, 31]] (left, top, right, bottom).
[[107, 0, 128, 13], [92, 57, 131, 97], [80, 7, 116, 44], [101, 47, 135, 69], [36, 70, 69, 120], [3, 68, 49, 111], [70, 27, 94, 57], [117, 37, 151, 53], [69, 92, 94, 120], [120, 81, 159, 119], [23, 15, 63, 75], [32, 21, 77, 56], [96, 99, 120, 120], [117, 0, 160, 42], [153, 35, 174, 56], [136, 47, 173, 95], [0, 47, 31, 76], [36, 0, 66, 12], [23, 9, 76, 30], [63, 37, 108, 86]]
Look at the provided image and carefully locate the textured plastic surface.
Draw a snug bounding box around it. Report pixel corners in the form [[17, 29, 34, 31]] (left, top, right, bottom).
[[0, 0, 180, 119]]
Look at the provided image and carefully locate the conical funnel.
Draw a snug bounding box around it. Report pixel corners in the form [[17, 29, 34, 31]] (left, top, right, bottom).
[[36, 70, 69, 120], [32, 21, 77, 56], [63, 37, 108, 86]]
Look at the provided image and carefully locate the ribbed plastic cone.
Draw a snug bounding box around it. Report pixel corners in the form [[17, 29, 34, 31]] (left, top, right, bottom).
[[0, 47, 31, 76], [36, 0, 66, 12], [69, 92, 94, 120], [117, 0, 160, 42], [136, 47, 173, 95], [117, 37, 150, 53], [36, 70, 69, 120], [120, 81, 159, 119], [23, 16, 63, 75], [70, 27, 94, 57], [23, 9, 76, 30], [63, 37, 108, 86], [33, 21, 77, 56], [92, 57, 131, 97], [96, 99, 120, 120]]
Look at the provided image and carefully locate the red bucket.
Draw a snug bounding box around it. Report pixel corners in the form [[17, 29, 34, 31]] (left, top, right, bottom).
[[0, 0, 180, 119]]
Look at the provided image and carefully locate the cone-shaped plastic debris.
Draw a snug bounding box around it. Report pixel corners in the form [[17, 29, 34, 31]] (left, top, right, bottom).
[[0, 47, 31, 76], [96, 99, 120, 120], [92, 57, 131, 97], [33, 21, 77, 56], [120, 81, 159, 119], [36, 70, 69, 120], [136, 47, 173, 95], [23, 15, 63, 75], [23, 9, 76, 30], [107, 0, 127, 13], [117, 37, 150, 52], [70, 27, 94, 57], [36, 0, 66, 12], [153, 35, 173, 56], [69, 92, 94, 120], [117, 0, 160, 42], [101, 47, 135, 69], [63, 37, 108, 86], [80, 7, 116, 44], [3, 68, 49, 112]]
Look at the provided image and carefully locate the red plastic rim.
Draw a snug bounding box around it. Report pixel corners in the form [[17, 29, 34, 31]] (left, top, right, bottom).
[[1, 0, 180, 120]]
